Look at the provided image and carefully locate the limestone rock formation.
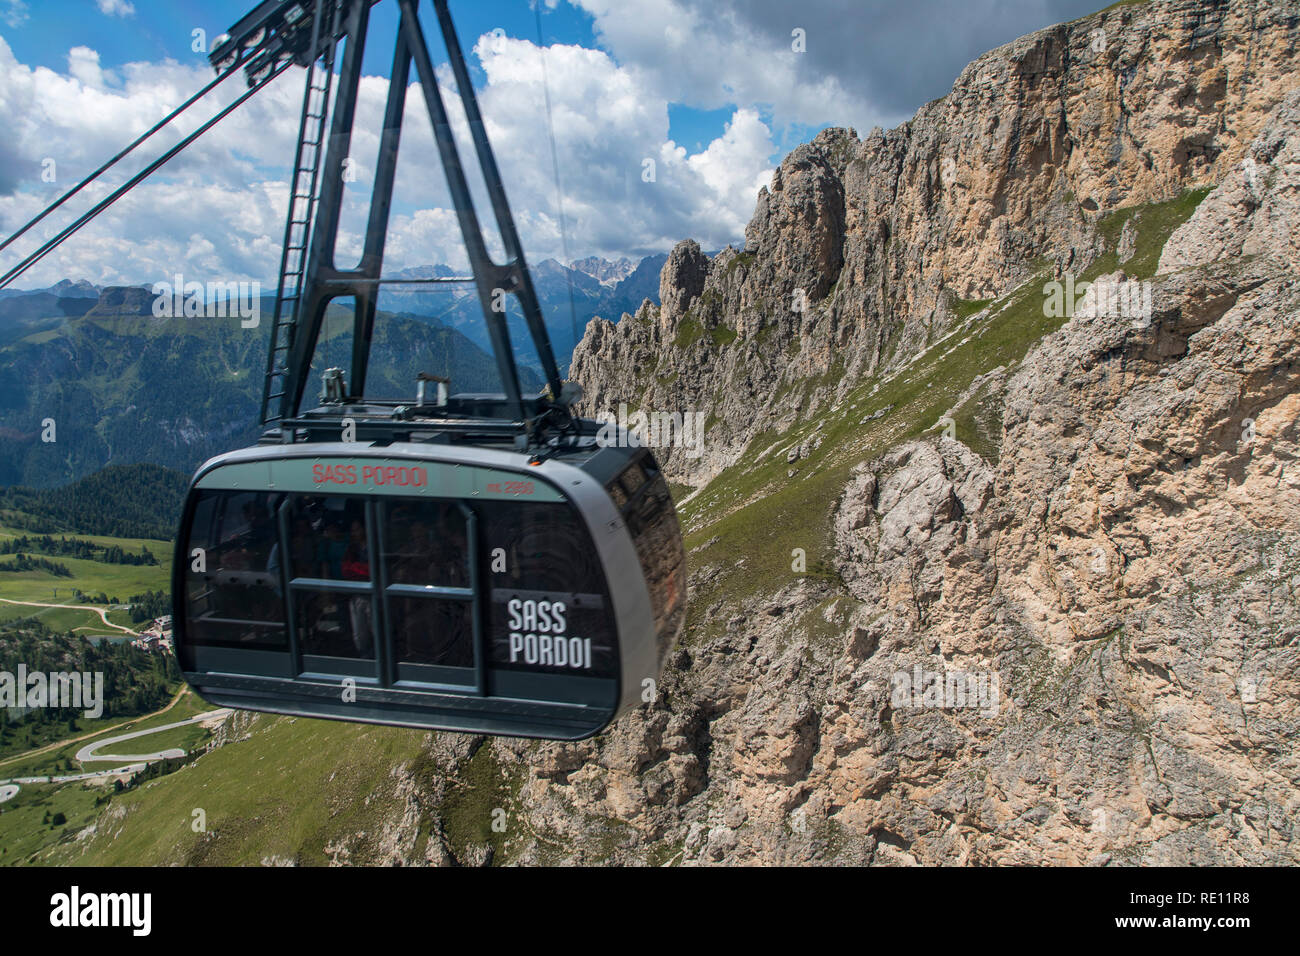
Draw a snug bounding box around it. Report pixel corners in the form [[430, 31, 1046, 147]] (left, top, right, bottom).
[[570, 0, 1300, 490], [492, 87, 1300, 865], [1159, 90, 1300, 273], [519, 3, 1300, 865]]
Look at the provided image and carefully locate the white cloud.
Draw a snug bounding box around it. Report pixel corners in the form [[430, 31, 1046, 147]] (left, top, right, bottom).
[[466, 33, 775, 260], [95, 0, 135, 18], [0, 30, 775, 289], [0, 34, 310, 285], [67, 46, 109, 88], [567, 0, 1112, 131], [568, 0, 887, 133], [2, 0, 28, 28]]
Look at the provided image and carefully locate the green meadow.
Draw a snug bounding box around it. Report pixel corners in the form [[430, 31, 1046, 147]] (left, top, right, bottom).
[[0, 521, 173, 634]]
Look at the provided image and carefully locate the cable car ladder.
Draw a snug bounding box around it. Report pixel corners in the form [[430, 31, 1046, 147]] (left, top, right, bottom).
[[262, 0, 342, 428]]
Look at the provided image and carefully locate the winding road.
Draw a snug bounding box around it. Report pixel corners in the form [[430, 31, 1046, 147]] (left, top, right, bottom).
[[0, 706, 231, 793], [0, 597, 135, 633], [74, 710, 231, 763], [2, 765, 147, 787], [0, 686, 187, 772]]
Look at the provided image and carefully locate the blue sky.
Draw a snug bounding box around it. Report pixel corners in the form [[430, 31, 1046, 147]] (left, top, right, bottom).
[[0, 1, 806, 172], [2, 2, 594, 71], [0, 0, 1106, 288]]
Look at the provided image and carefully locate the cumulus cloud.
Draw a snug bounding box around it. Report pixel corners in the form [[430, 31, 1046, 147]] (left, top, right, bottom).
[[569, 0, 1108, 133], [569, 0, 885, 132], [67, 46, 111, 88], [0, 28, 774, 289], [465, 34, 774, 261], [95, 0, 135, 18]]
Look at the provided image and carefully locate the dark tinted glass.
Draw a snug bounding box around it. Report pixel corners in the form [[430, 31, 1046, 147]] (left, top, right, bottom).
[[183, 489, 287, 653], [285, 495, 370, 581], [388, 596, 473, 667], [610, 455, 685, 665], [619, 461, 647, 495], [481, 501, 616, 678], [382, 500, 469, 586], [181, 479, 626, 713], [294, 589, 375, 659]]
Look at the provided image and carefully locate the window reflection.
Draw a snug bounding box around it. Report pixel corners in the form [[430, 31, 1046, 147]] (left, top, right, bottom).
[[182, 488, 623, 687], [388, 597, 473, 668], [383, 501, 468, 587], [295, 589, 375, 660], [183, 490, 286, 652], [481, 501, 615, 678], [286, 495, 369, 581]]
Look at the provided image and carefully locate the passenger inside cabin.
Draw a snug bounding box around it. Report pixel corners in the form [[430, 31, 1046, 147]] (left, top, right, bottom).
[[343, 519, 373, 656], [315, 519, 347, 578], [290, 515, 314, 577], [342, 519, 369, 580], [385, 503, 467, 587]]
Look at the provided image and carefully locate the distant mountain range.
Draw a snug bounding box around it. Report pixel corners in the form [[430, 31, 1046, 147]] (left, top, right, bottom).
[[0, 285, 533, 488], [374, 254, 666, 373], [0, 254, 666, 376], [568, 256, 637, 286], [0, 255, 664, 488], [0, 278, 99, 302]]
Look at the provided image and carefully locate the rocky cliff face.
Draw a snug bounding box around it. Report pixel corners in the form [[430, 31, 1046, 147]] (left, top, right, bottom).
[[522, 0, 1300, 865], [494, 86, 1299, 866], [571, 0, 1300, 488]]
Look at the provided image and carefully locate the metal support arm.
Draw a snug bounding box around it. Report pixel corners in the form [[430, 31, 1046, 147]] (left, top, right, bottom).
[[274, 0, 566, 427]]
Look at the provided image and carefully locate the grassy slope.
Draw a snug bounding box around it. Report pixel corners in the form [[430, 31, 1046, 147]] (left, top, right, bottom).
[[0, 606, 118, 633], [0, 522, 172, 630], [0, 511, 184, 861], [0, 688, 209, 864], [44, 715, 431, 866], [16, 189, 1210, 867], [0, 783, 109, 865], [685, 274, 1055, 595]]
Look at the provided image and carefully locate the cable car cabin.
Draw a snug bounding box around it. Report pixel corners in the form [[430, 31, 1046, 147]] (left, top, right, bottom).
[[150, 0, 690, 740], [173, 427, 686, 739]]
